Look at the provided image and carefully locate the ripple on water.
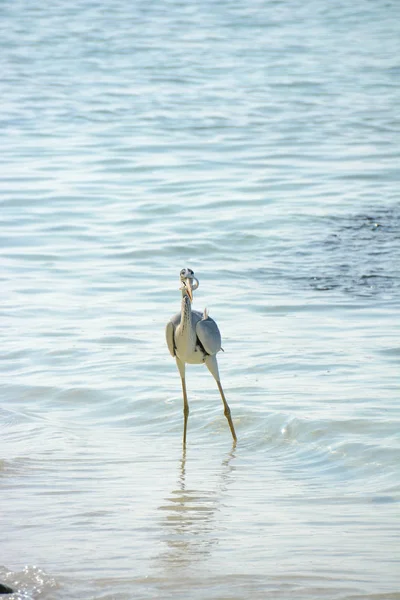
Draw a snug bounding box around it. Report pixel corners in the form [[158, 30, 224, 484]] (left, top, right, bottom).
[[1, 0, 400, 598]]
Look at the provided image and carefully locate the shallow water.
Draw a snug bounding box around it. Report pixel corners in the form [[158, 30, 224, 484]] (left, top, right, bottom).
[[1, 0, 400, 598]]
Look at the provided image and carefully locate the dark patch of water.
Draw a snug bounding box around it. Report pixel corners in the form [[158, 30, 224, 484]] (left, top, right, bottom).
[[297, 206, 400, 298]]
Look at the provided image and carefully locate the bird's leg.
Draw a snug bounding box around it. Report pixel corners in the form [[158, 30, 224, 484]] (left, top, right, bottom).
[[176, 358, 189, 447], [181, 376, 189, 447], [205, 355, 237, 443], [216, 380, 237, 443]]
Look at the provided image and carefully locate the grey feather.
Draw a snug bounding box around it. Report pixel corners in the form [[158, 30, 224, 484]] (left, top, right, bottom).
[[165, 320, 177, 357], [196, 315, 222, 355]]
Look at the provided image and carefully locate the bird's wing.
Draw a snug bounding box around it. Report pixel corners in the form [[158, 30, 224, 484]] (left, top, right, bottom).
[[165, 312, 181, 358], [196, 313, 222, 356]]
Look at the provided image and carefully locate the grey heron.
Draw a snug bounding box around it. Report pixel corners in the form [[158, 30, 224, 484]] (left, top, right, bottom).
[[166, 268, 237, 446]]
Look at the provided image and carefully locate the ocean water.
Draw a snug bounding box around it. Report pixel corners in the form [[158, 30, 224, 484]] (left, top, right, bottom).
[[1, 0, 400, 598]]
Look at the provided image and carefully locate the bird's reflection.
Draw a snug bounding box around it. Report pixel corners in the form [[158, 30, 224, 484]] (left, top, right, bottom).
[[157, 445, 236, 569]]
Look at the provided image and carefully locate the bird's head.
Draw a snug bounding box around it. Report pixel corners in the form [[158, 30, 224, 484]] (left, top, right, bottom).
[[179, 268, 199, 301]]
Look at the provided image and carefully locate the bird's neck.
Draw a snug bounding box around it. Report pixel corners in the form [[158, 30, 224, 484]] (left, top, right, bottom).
[[180, 294, 192, 334]]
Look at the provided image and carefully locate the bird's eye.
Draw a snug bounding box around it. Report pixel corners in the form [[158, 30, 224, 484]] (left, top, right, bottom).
[[189, 269, 193, 275], [180, 269, 185, 276]]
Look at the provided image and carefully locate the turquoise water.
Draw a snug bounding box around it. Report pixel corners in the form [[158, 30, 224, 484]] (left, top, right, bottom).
[[1, 1, 400, 598]]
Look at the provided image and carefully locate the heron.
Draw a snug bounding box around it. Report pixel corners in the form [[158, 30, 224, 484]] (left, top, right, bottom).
[[165, 268, 237, 446]]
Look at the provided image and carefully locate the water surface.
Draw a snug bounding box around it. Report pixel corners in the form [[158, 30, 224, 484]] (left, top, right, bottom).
[[1, 0, 400, 598]]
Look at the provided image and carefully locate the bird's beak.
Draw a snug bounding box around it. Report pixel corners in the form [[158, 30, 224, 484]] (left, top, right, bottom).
[[185, 278, 193, 301]]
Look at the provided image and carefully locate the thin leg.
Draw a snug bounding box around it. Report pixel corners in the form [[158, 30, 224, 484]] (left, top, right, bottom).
[[217, 380, 237, 443], [180, 376, 189, 447], [176, 359, 189, 447], [205, 354, 237, 443]]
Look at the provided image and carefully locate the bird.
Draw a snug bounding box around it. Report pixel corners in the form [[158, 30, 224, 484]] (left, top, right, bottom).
[[165, 268, 237, 446]]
